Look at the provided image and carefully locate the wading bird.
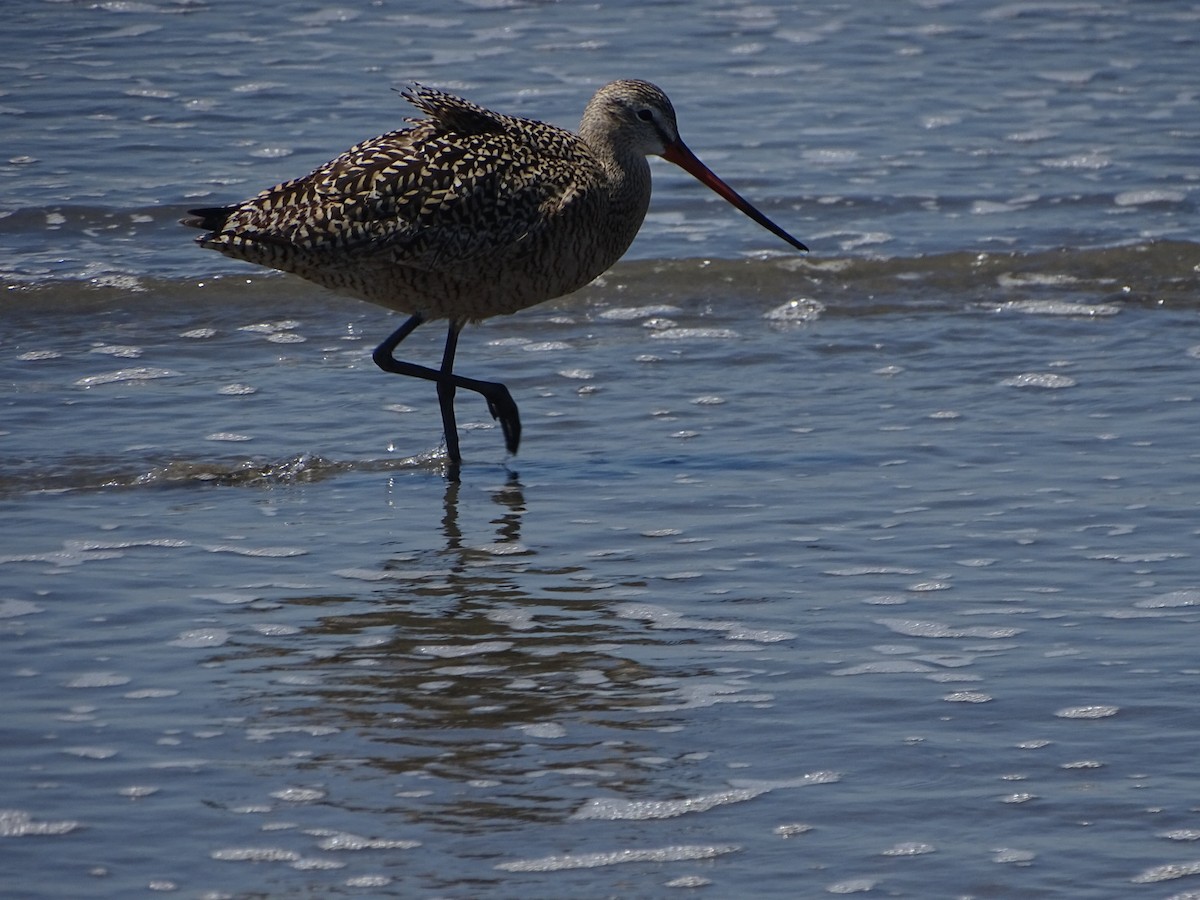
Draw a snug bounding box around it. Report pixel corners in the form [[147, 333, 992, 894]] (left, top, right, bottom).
[[184, 80, 807, 472]]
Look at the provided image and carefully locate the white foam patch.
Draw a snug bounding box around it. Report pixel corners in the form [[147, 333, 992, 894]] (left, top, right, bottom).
[[416, 641, 513, 658], [994, 299, 1119, 317], [570, 773, 838, 821], [1131, 861, 1200, 883], [202, 544, 307, 558], [0, 809, 81, 836], [1054, 705, 1118, 719], [16, 350, 62, 360], [169, 628, 230, 648], [89, 344, 143, 358], [345, 875, 393, 887], [764, 298, 825, 323], [649, 327, 739, 340], [218, 383, 257, 395], [828, 876, 880, 894], [877, 618, 1023, 639], [74, 367, 179, 388], [290, 857, 344, 870], [992, 848, 1036, 864], [211, 847, 301, 862], [316, 832, 421, 851], [239, 320, 300, 334], [882, 842, 936, 856], [514, 722, 567, 739], [496, 843, 739, 872], [474, 542, 530, 556], [1040, 152, 1110, 170], [1000, 792, 1037, 804], [724, 626, 796, 643], [251, 623, 302, 636], [484, 608, 538, 630], [521, 341, 571, 352], [1000, 372, 1076, 389], [1114, 189, 1186, 206], [571, 788, 763, 821], [666, 875, 712, 888], [597, 305, 682, 320], [1135, 589, 1200, 608], [943, 690, 992, 703], [271, 787, 326, 802]]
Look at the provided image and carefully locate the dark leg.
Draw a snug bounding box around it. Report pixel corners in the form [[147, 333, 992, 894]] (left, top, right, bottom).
[[372, 315, 522, 461], [437, 323, 461, 464]]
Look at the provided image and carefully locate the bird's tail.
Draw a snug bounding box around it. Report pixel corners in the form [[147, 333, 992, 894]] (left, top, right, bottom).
[[180, 206, 235, 232]]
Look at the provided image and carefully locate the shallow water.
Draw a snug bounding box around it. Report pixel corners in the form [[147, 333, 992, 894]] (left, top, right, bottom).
[[4, 1, 1200, 897], [3, 0, 1198, 280], [6, 253, 1200, 895]]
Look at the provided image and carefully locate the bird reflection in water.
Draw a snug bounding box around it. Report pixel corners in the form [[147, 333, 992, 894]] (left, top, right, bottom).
[[213, 473, 690, 826]]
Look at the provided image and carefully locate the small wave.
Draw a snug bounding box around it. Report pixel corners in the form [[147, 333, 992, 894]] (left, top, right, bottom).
[[570, 773, 837, 822], [0, 452, 437, 497], [0, 809, 81, 837], [74, 366, 179, 388], [1000, 372, 1077, 389], [496, 843, 740, 872], [992, 299, 1120, 317], [5, 239, 1200, 316]]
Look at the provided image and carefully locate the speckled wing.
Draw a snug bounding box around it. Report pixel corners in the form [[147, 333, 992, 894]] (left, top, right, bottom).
[[205, 91, 600, 278]]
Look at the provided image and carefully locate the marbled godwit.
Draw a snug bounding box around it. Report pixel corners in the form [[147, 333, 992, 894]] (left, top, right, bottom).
[[183, 80, 806, 470]]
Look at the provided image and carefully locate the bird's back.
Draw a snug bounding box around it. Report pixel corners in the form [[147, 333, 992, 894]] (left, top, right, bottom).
[[190, 86, 646, 321]]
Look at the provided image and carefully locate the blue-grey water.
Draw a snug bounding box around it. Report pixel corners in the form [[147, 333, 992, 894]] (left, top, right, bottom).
[[3, 1, 1200, 897]]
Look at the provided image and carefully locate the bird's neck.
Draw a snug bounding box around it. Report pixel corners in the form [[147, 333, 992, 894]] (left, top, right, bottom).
[[584, 132, 651, 211], [608, 154, 652, 213]]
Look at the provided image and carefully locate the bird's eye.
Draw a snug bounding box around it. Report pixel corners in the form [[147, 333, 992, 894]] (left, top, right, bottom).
[[636, 109, 654, 122]]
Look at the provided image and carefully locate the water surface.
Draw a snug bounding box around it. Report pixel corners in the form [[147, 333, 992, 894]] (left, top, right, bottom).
[[3, 1, 1200, 897]]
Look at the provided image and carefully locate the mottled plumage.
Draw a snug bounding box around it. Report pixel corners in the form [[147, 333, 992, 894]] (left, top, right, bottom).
[[186, 83, 653, 322], [184, 80, 806, 473]]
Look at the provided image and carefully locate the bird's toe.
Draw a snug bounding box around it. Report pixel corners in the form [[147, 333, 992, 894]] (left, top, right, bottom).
[[484, 387, 521, 455]]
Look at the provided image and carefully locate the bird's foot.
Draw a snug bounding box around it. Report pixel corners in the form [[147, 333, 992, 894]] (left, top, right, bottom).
[[482, 385, 521, 455]]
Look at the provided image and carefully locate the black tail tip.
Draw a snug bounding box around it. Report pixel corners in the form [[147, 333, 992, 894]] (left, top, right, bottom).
[[180, 206, 235, 231]]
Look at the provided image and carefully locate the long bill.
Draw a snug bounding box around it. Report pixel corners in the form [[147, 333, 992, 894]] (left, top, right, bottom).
[[662, 140, 808, 253]]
